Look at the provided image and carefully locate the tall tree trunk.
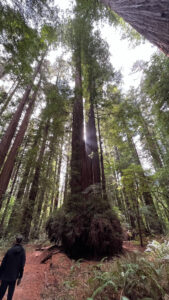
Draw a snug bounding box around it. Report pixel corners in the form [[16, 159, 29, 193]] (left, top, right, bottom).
[[96, 104, 106, 193], [6, 134, 39, 234], [0, 158, 21, 234], [63, 153, 70, 205], [0, 81, 19, 117], [20, 120, 50, 240], [0, 58, 43, 169], [0, 79, 41, 206], [99, 0, 169, 55], [54, 139, 63, 208], [126, 131, 163, 233], [86, 99, 101, 188], [70, 46, 86, 196], [114, 146, 136, 229], [32, 134, 57, 237], [138, 108, 163, 169]]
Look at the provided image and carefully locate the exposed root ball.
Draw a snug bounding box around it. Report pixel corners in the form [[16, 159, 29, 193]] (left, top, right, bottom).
[[46, 199, 123, 259]]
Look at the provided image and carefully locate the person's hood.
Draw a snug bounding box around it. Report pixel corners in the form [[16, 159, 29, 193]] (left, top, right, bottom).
[[12, 244, 23, 254]]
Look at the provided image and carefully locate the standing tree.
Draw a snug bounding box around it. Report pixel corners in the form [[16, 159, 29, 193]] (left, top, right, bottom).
[[46, 5, 123, 258], [98, 0, 169, 55]]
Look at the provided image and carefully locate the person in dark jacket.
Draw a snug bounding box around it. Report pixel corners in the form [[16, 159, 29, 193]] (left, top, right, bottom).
[[0, 235, 26, 300]]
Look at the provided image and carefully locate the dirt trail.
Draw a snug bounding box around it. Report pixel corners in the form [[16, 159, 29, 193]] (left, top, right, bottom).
[[12, 246, 50, 300], [2, 242, 144, 300]]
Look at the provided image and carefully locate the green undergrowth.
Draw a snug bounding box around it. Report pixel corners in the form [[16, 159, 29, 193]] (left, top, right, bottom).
[[41, 239, 169, 300]]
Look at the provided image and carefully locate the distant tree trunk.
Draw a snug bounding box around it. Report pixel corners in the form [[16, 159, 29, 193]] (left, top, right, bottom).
[[0, 58, 44, 169], [96, 104, 106, 193], [86, 98, 101, 188], [54, 139, 63, 208], [63, 154, 70, 205], [6, 134, 39, 234], [100, 0, 169, 56], [0, 79, 41, 206], [0, 159, 21, 234], [114, 146, 136, 228], [20, 120, 50, 240], [32, 134, 57, 237], [138, 108, 163, 169], [70, 46, 86, 196], [0, 81, 19, 117], [126, 131, 163, 233]]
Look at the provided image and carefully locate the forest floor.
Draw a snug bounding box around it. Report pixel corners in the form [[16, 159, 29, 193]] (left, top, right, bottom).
[[0, 241, 145, 300]]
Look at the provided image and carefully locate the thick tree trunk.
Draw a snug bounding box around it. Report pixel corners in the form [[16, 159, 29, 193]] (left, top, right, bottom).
[[20, 120, 49, 240], [99, 0, 169, 55], [0, 58, 43, 169], [70, 48, 86, 196], [0, 79, 41, 206]]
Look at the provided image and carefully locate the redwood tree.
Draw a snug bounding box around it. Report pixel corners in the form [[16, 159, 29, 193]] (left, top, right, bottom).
[[99, 0, 169, 55]]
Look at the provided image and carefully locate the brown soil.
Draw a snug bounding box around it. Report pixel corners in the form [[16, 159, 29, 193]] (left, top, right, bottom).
[[1, 241, 144, 300]]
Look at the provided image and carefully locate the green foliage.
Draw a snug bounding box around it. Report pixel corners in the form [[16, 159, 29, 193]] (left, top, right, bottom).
[[87, 253, 169, 300], [145, 239, 169, 260], [0, 5, 44, 79]]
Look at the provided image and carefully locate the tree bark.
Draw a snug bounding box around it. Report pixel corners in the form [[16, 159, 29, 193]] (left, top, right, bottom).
[[0, 81, 19, 117], [20, 120, 50, 240], [70, 46, 86, 196], [54, 139, 63, 208], [86, 100, 101, 188], [6, 134, 39, 234], [138, 108, 163, 169], [0, 58, 43, 169], [126, 130, 163, 233], [99, 0, 169, 55], [0, 158, 21, 234], [0, 79, 41, 206], [96, 104, 106, 193]]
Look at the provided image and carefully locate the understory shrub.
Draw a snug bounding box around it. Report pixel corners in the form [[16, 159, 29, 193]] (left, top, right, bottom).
[[87, 252, 169, 300], [145, 239, 169, 260]]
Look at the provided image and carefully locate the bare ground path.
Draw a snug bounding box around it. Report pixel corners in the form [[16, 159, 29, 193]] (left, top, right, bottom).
[[12, 246, 50, 300], [2, 241, 145, 300]]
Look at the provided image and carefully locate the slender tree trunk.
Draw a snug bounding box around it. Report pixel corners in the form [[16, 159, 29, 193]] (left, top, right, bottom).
[[126, 131, 163, 233], [96, 104, 106, 193], [86, 100, 101, 188], [32, 134, 57, 237], [63, 151, 71, 206], [0, 58, 43, 169], [138, 109, 163, 169], [6, 135, 39, 234], [0, 81, 19, 117], [114, 146, 136, 229], [99, 0, 169, 55], [0, 79, 41, 206], [54, 139, 63, 208], [20, 120, 50, 240], [0, 158, 21, 233]]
